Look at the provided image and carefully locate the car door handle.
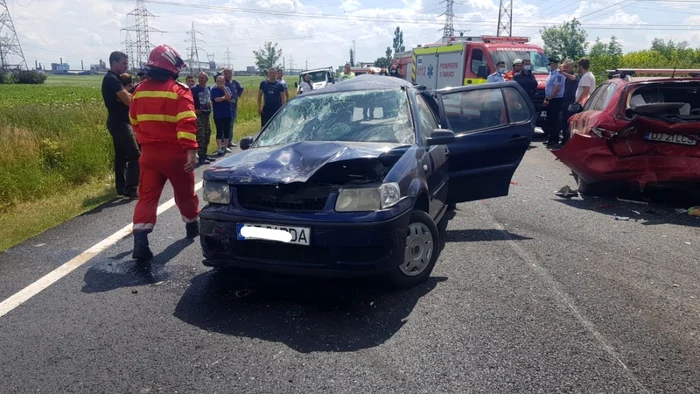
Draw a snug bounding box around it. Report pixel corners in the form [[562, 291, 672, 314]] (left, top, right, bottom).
[[508, 135, 529, 144]]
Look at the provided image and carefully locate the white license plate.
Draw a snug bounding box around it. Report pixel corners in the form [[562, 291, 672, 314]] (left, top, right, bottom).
[[645, 132, 697, 146], [236, 223, 310, 245]]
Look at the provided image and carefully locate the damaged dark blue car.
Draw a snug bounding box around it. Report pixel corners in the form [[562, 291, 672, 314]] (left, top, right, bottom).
[[199, 76, 535, 288]]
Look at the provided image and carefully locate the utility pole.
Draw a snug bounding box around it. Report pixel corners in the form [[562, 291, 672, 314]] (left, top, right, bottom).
[[224, 47, 232, 69], [122, 0, 165, 69], [439, 0, 455, 38], [121, 31, 136, 70], [496, 0, 513, 37], [185, 22, 205, 73], [288, 55, 294, 73], [353, 40, 356, 64], [305, 58, 308, 70], [0, 0, 28, 70]]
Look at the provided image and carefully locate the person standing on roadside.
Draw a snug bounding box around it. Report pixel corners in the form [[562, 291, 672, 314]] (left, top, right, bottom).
[[211, 75, 234, 156], [554, 59, 580, 148], [191, 71, 214, 165], [258, 67, 286, 128], [185, 75, 196, 88], [575, 58, 596, 106], [487, 61, 506, 83], [129, 44, 200, 261], [102, 51, 140, 199], [543, 57, 565, 146], [222, 68, 244, 149], [298, 72, 313, 94], [505, 58, 522, 81], [513, 58, 538, 103], [277, 69, 289, 102], [339, 63, 355, 81]]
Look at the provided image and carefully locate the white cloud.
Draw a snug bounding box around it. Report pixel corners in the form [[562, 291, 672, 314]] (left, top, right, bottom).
[[4, 0, 692, 71]]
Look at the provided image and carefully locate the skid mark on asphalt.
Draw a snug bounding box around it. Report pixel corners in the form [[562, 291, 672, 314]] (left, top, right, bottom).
[[0, 181, 204, 319], [474, 200, 652, 394]]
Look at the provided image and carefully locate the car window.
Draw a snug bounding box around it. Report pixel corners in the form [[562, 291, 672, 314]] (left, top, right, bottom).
[[470, 49, 484, 74], [503, 86, 532, 123], [599, 82, 618, 110], [442, 88, 507, 135], [416, 95, 439, 138], [584, 83, 608, 111], [254, 89, 414, 147]]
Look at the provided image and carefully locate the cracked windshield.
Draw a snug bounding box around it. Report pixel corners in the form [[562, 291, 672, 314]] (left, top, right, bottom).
[[254, 89, 414, 147]]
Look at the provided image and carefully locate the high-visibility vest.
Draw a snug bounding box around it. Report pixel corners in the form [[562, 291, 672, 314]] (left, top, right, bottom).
[[129, 79, 198, 151]]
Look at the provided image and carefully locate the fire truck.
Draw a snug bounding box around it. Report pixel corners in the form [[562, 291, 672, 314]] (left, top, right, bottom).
[[393, 35, 551, 124]]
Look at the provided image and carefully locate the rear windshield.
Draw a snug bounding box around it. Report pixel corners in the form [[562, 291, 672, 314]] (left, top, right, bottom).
[[627, 82, 700, 121]]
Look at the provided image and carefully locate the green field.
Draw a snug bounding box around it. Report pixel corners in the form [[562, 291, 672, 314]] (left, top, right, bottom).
[[0, 73, 277, 251]]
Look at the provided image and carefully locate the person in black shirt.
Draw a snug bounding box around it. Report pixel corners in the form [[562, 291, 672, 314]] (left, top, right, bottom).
[[257, 67, 287, 128], [555, 59, 580, 148], [513, 58, 538, 102], [101, 51, 140, 199]]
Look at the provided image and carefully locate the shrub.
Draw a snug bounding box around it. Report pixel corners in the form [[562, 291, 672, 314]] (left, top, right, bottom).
[[13, 70, 47, 84]]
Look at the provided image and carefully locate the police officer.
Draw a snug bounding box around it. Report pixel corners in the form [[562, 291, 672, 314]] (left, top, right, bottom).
[[554, 59, 580, 148], [543, 57, 565, 146], [487, 61, 506, 83]]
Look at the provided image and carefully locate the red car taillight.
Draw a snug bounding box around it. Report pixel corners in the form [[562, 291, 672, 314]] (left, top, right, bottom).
[[591, 127, 618, 139]]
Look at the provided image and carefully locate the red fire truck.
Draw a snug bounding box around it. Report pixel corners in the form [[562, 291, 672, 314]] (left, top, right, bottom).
[[393, 35, 551, 124]]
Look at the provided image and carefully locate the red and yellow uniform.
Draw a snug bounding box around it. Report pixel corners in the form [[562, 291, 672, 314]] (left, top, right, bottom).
[[129, 78, 199, 232], [504, 70, 515, 81]]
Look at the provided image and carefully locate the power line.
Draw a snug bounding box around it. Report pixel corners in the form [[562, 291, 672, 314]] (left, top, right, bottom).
[[439, 0, 454, 37]]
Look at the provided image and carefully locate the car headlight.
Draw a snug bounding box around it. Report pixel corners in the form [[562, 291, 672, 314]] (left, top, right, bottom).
[[335, 182, 401, 212], [203, 181, 230, 204]]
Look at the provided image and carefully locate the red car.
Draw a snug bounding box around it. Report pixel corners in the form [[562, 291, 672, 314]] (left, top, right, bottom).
[[553, 68, 700, 195]]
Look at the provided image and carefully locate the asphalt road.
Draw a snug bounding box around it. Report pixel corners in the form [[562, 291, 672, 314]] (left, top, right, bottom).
[[1, 137, 699, 394]]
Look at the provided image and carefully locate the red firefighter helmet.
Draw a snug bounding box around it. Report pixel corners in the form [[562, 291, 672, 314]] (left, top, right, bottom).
[[146, 44, 186, 74]]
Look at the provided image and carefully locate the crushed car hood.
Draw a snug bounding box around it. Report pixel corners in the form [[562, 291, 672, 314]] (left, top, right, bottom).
[[203, 141, 404, 184]]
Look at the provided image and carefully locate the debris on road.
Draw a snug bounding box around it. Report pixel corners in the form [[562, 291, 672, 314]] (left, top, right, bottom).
[[235, 289, 253, 298], [131, 289, 138, 294], [631, 210, 641, 215], [536, 175, 546, 180], [675, 208, 688, 214], [510, 181, 519, 185], [615, 216, 630, 221], [688, 207, 700, 217], [617, 197, 649, 205], [672, 284, 680, 288], [555, 185, 579, 198]]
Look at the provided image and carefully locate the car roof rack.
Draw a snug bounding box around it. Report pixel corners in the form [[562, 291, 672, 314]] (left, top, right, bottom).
[[607, 68, 700, 80]]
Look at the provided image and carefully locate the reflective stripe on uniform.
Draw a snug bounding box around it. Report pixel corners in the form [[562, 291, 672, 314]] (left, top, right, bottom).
[[133, 91, 178, 100], [129, 116, 139, 125], [176, 110, 196, 122], [136, 111, 196, 123], [177, 131, 197, 140]]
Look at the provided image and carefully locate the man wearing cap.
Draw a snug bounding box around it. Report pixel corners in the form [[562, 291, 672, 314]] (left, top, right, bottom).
[[487, 61, 506, 83], [505, 59, 522, 81], [543, 57, 565, 146]]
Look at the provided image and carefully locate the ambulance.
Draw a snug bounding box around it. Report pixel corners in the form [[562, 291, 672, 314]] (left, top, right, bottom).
[[393, 35, 551, 124]]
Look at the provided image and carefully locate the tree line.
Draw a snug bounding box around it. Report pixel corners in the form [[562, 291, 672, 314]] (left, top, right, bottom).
[[540, 18, 700, 84]]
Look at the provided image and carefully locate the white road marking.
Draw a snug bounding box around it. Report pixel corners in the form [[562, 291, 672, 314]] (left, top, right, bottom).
[[0, 180, 204, 319]]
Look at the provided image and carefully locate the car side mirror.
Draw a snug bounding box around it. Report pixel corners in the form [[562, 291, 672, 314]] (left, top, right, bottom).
[[427, 129, 455, 146], [568, 103, 582, 113], [239, 136, 254, 151], [477, 64, 489, 79]]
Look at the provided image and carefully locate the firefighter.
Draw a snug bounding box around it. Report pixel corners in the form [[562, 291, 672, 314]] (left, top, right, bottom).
[[129, 44, 200, 261], [505, 59, 522, 81]]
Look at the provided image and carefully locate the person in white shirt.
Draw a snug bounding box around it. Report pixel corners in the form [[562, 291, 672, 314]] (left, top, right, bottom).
[[575, 57, 596, 105], [298, 73, 313, 94]]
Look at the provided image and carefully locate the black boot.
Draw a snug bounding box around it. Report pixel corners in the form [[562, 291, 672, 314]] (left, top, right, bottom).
[[132, 230, 153, 261], [186, 220, 199, 238]]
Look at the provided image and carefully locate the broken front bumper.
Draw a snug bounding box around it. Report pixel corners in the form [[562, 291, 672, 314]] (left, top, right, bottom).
[[198, 204, 412, 278]]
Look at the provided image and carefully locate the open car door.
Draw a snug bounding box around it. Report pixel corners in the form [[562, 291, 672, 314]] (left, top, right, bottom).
[[435, 82, 535, 203]]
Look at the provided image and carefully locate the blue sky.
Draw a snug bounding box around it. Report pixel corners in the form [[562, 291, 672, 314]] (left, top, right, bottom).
[[5, 0, 700, 71]]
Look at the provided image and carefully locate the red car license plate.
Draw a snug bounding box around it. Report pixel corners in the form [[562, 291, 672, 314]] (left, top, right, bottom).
[[646, 132, 697, 146]]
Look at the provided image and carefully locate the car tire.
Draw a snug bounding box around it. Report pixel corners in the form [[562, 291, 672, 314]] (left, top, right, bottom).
[[387, 210, 440, 289]]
